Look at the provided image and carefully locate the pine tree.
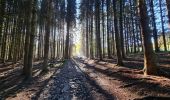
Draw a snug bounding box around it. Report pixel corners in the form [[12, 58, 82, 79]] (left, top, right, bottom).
[[138, 0, 158, 75]]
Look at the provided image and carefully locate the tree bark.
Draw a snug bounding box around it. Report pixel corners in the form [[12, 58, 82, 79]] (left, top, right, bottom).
[[86, 16, 89, 58], [138, 0, 158, 75], [65, 22, 70, 59], [23, 0, 33, 76], [119, 0, 125, 58], [130, 0, 136, 53], [43, 0, 52, 72], [159, 0, 167, 51], [26, 0, 37, 78], [150, 0, 159, 52], [106, 0, 111, 58], [0, 0, 6, 54], [102, 0, 105, 58], [90, 16, 94, 59], [113, 0, 123, 66], [95, 0, 102, 60]]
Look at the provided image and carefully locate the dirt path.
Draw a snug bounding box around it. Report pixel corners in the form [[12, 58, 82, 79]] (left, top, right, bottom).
[[38, 60, 115, 100], [2, 57, 170, 100], [73, 58, 170, 100], [72, 58, 138, 100]]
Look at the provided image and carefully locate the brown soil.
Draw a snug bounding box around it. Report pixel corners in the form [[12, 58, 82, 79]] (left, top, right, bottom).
[[0, 53, 170, 100], [73, 52, 170, 100], [0, 60, 63, 100]]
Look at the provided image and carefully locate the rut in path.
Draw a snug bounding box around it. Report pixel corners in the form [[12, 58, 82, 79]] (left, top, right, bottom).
[[38, 60, 115, 100]]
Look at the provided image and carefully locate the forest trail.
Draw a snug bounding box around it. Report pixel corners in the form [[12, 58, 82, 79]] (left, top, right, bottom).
[[72, 58, 139, 100], [1, 0, 170, 100], [37, 57, 170, 100], [38, 60, 115, 100], [2, 56, 170, 100], [73, 57, 170, 100]]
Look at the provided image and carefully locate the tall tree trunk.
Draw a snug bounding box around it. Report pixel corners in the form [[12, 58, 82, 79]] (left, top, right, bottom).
[[95, 0, 102, 60], [106, 0, 111, 58], [63, 30, 65, 59], [86, 17, 89, 58], [159, 0, 167, 51], [0, 0, 6, 54], [119, 0, 125, 58], [90, 16, 94, 59], [23, 0, 33, 76], [1, 18, 9, 63], [113, 0, 123, 66], [138, 0, 158, 75], [102, 0, 105, 58], [65, 22, 70, 59], [26, 0, 37, 79], [150, 0, 159, 52], [53, 26, 56, 59], [130, 0, 136, 53], [85, 0, 89, 58], [43, 0, 52, 71]]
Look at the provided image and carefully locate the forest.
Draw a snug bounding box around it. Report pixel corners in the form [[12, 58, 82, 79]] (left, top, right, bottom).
[[0, 0, 170, 99]]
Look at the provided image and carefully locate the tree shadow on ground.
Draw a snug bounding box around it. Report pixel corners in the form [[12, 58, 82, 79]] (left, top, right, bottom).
[[36, 60, 115, 100], [76, 58, 170, 99], [84, 72, 116, 100], [96, 53, 170, 77], [0, 62, 41, 99], [0, 60, 62, 100], [72, 60, 115, 100]]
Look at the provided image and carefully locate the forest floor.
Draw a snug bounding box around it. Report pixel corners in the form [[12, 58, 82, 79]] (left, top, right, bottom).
[[73, 52, 170, 100], [0, 53, 170, 100], [0, 60, 63, 100]]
